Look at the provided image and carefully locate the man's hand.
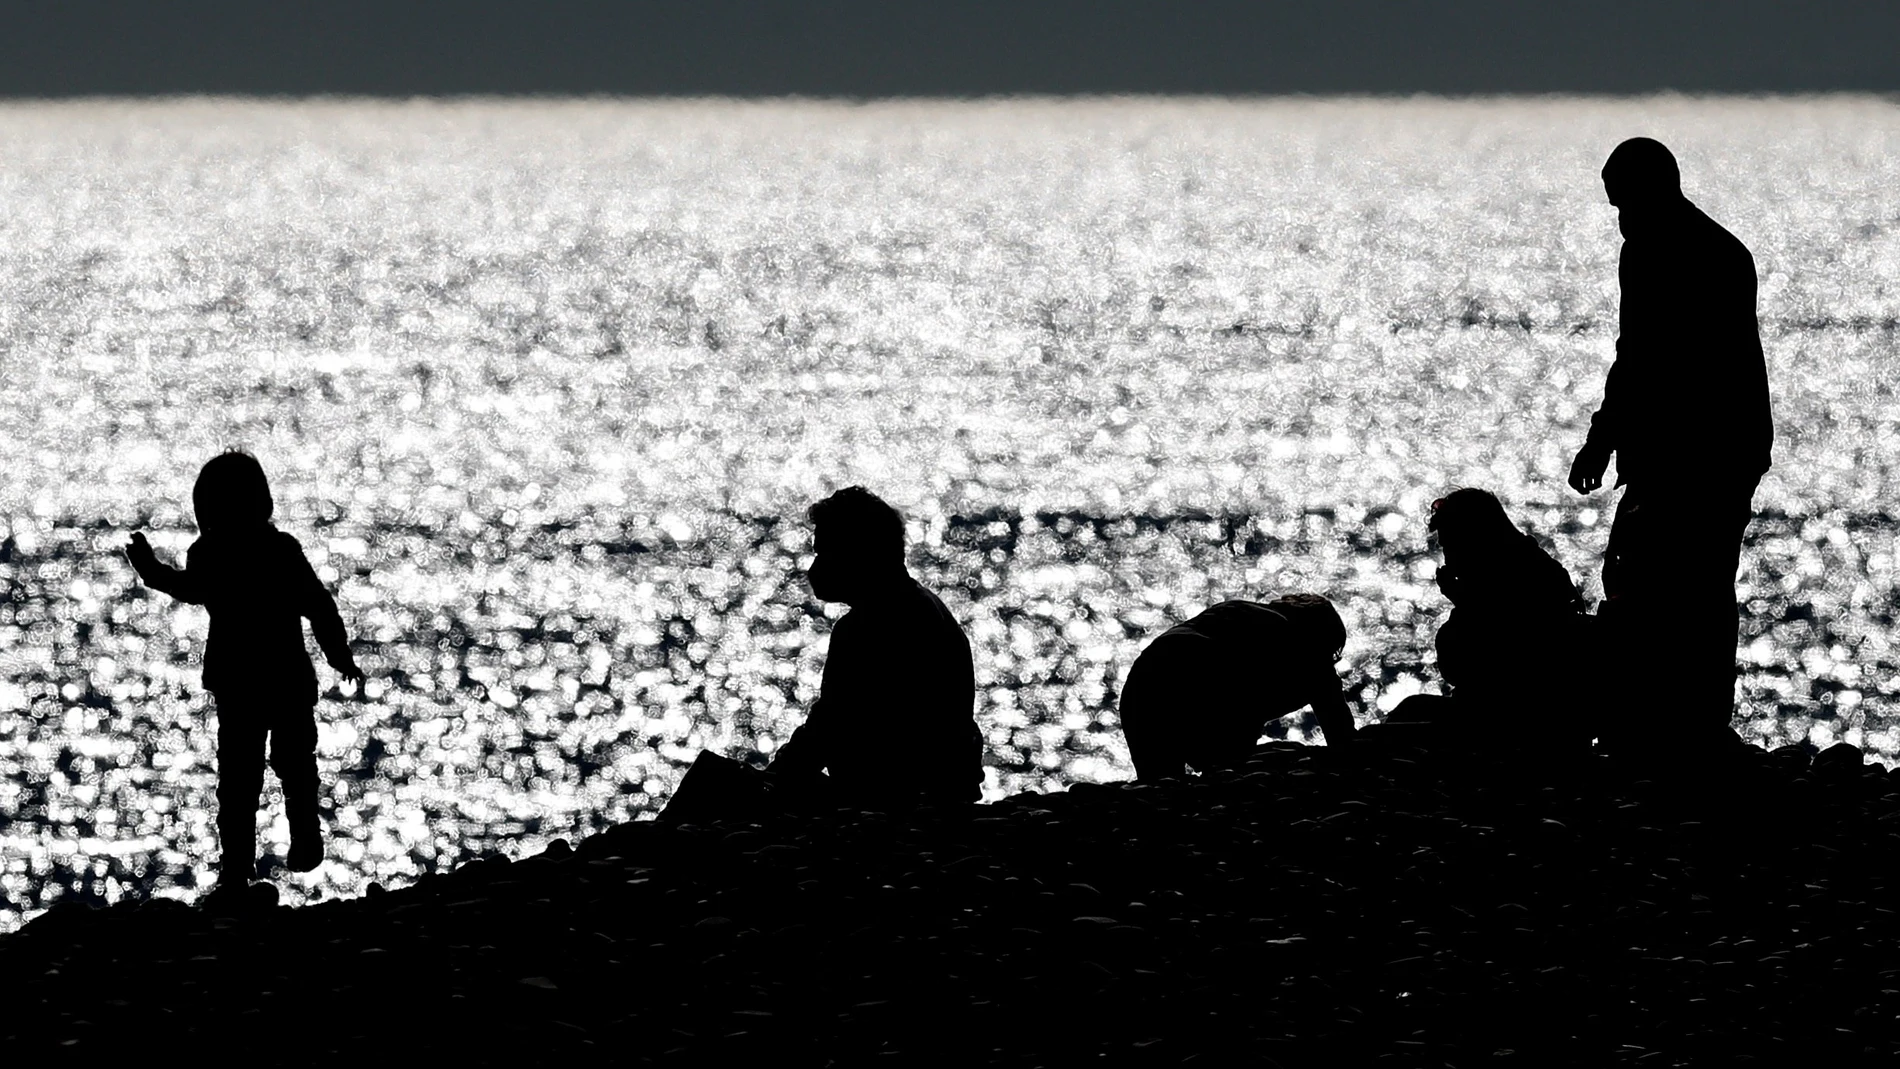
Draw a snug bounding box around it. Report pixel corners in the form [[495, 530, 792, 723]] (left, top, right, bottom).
[[125, 532, 158, 578], [331, 656, 366, 696], [1568, 441, 1611, 495]]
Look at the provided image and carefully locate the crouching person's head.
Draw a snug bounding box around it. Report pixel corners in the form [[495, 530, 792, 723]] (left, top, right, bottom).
[[806, 486, 907, 605], [1270, 592, 1348, 666]]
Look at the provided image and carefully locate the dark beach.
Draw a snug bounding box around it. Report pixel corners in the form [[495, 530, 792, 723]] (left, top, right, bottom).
[[4, 738, 1896, 1066]]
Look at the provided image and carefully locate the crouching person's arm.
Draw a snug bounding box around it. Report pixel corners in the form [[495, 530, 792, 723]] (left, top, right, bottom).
[[1308, 669, 1356, 745]]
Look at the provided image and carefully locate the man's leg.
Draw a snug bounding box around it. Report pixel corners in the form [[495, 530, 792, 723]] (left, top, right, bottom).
[[1602, 480, 1757, 750], [270, 704, 323, 872], [1681, 482, 1757, 737], [214, 697, 267, 887]]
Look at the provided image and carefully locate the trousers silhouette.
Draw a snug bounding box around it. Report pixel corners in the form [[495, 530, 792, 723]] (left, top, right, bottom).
[[1601, 479, 1758, 739], [216, 696, 320, 875]]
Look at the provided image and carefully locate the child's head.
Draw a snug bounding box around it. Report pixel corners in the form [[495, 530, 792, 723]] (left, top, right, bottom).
[[1270, 592, 1348, 663], [193, 451, 274, 534], [1427, 487, 1516, 559]]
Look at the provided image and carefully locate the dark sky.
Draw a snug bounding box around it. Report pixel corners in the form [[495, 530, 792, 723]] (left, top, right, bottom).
[[3, 0, 1897, 97]]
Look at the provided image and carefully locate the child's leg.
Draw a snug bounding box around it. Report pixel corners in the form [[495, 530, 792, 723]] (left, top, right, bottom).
[[214, 695, 268, 886], [269, 704, 322, 871]]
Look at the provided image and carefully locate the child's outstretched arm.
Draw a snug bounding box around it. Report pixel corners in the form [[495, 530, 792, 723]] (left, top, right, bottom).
[[125, 532, 204, 603], [294, 543, 364, 684]]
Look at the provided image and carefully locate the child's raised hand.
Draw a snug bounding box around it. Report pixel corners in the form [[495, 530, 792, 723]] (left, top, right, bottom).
[[125, 532, 157, 575]]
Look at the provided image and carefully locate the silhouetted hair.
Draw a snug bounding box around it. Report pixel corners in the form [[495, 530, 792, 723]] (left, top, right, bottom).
[[193, 451, 274, 534], [1428, 488, 1515, 547], [1602, 137, 1681, 195], [1271, 593, 1348, 661], [809, 486, 905, 566]]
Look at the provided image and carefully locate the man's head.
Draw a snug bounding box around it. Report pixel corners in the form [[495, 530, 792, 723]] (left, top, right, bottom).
[[1269, 593, 1348, 664], [1602, 137, 1684, 239], [806, 486, 907, 604]]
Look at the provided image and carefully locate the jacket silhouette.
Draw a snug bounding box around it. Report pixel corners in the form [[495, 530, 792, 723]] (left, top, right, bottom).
[[132, 527, 355, 703], [1574, 160, 1772, 488]]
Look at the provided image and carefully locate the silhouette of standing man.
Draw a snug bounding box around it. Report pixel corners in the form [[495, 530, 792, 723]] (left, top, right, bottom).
[[1568, 138, 1772, 751]]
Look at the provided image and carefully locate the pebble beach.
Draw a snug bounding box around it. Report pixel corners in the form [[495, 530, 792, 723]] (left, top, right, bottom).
[[4, 737, 1897, 1065]]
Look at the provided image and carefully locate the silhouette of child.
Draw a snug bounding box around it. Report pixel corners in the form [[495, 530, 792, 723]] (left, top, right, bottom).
[[1118, 594, 1355, 780], [125, 451, 363, 891], [1393, 488, 1594, 748]]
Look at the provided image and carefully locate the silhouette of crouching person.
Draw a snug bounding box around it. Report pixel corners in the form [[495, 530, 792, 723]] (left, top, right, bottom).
[[664, 487, 982, 822], [125, 452, 363, 893], [1118, 595, 1354, 780]]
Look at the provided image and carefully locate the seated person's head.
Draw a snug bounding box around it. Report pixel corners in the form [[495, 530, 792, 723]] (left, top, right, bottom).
[[806, 486, 906, 604], [1427, 487, 1516, 565], [1270, 592, 1348, 665], [193, 451, 274, 536]]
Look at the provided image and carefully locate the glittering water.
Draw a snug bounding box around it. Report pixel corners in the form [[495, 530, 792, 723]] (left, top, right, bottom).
[[1, 97, 1898, 929]]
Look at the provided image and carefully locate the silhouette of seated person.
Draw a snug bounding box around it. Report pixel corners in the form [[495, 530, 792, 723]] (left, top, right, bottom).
[[1388, 489, 1595, 749], [1118, 594, 1354, 780], [664, 487, 981, 821]]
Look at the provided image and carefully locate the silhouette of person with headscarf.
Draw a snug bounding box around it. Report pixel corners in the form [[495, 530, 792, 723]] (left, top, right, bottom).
[[1405, 489, 1596, 750], [1567, 137, 1772, 752], [1117, 594, 1354, 779], [766, 486, 983, 805], [125, 451, 364, 896]]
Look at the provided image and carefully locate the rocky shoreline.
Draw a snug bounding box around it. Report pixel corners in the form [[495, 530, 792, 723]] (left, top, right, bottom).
[[4, 739, 1899, 1065]]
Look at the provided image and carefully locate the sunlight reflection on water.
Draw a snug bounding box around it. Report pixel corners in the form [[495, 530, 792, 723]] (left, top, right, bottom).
[[1, 96, 1898, 927]]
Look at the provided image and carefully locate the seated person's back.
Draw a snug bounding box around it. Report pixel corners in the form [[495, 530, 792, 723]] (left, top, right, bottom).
[[769, 487, 981, 805], [1118, 594, 1354, 780]]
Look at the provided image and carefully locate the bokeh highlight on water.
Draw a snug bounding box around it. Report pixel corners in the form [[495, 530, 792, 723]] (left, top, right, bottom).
[[1, 97, 1897, 928]]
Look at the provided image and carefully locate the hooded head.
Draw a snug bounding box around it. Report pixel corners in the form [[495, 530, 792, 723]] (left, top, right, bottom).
[[1427, 487, 1518, 565], [1601, 137, 1684, 240], [193, 451, 274, 535], [805, 486, 907, 605]]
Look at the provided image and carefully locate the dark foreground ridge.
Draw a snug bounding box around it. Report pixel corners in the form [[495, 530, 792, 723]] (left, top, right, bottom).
[[5, 740, 1899, 1065]]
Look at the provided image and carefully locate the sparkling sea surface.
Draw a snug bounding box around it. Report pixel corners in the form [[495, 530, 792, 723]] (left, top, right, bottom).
[[1, 96, 1898, 929]]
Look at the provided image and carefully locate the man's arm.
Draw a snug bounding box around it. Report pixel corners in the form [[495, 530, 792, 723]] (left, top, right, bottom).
[[767, 698, 831, 777], [1570, 251, 1639, 494], [768, 614, 855, 778], [126, 533, 203, 603]]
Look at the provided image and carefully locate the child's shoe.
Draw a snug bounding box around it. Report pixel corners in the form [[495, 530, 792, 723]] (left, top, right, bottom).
[[201, 880, 248, 915], [285, 836, 323, 873]]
